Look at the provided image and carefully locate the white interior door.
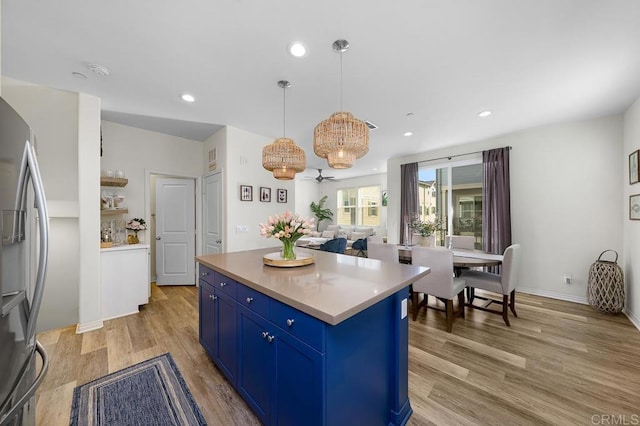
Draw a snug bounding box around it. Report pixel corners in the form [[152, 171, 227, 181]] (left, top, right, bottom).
[[204, 173, 223, 254], [156, 178, 195, 285]]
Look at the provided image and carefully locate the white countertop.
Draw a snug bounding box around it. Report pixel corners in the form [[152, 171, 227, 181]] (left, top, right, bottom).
[[196, 248, 430, 325], [101, 244, 150, 252]]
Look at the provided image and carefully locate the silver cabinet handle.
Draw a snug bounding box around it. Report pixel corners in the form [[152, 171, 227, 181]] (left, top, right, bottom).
[[220, 282, 227, 287], [286, 319, 295, 327], [246, 297, 254, 304], [201, 272, 209, 276], [209, 294, 218, 300], [156, 236, 161, 240], [216, 239, 222, 244], [262, 331, 269, 339], [267, 335, 275, 343]]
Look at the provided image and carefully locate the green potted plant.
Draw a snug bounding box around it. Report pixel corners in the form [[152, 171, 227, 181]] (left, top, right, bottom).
[[310, 195, 334, 231], [409, 216, 442, 246]]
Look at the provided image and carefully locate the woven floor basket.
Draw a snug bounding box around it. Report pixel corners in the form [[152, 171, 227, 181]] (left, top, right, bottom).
[[587, 250, 625, 314]]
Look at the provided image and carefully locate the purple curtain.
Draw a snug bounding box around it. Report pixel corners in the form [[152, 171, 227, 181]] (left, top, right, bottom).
[[400, 162, 419, 245], [482, 147, 511, 255]]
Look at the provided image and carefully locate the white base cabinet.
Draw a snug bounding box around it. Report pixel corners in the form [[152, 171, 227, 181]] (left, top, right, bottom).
[[101, 245, 150, 320]]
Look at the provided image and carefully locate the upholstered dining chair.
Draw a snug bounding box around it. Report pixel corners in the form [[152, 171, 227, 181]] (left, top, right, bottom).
[[444, 235, 475, 250], [460, 244, 521, 326], [367, 242, 399, 263], [411, 247, 466, 332], [352, 238, 368, 257], [319, 237, 347, 254]]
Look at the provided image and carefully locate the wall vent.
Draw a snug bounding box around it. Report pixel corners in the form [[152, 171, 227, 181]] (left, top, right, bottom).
[[364, 120, 378, 130]]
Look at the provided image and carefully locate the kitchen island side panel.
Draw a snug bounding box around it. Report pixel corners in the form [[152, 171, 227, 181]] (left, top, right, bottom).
[[326, 287, 412, 426]]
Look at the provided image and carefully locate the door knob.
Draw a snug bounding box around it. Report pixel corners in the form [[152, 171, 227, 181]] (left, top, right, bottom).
[[156, 236, 161, 240], [216, 239, 222, 244]]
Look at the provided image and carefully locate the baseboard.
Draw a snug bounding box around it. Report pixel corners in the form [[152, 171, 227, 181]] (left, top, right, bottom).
[[76, 319, 104, 334], [519, 288, 640, 332], [518, 287, 589, 305], [624, 308, 640, 331]]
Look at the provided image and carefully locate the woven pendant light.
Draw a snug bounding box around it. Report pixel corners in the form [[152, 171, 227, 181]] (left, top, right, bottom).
[[262, 80, 306, 180], [314, 40, 369, 169]]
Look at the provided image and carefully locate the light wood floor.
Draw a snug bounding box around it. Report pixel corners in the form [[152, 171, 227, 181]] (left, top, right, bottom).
[[35, 285, 640, 425]]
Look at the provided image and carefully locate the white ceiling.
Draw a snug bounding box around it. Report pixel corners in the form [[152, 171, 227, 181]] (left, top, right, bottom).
[[3, 1, 640, 179]]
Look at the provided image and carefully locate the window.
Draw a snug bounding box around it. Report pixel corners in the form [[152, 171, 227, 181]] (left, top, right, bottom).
[[337, 185, 381, 226], [418, 161, 483, 248]]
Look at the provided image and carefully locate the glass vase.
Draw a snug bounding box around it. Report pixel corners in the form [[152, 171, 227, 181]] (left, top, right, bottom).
[[281, 239, 296, 261], [127, 232, 139, 244]]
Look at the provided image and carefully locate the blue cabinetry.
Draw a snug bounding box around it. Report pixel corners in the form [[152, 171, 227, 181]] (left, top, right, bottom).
[[198, 263, 411, 426], [199, 265, 237, 387]]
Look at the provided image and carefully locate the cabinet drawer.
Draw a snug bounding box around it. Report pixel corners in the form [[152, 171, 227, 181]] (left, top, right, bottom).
[[237, 285, 269, 318], [213, 272, 237, 299], [199, 264, 214, 286], [270, 300, 325, 352]]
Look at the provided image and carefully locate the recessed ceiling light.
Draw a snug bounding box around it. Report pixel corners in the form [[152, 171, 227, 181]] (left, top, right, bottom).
[[181, 93, 196, 103], [288, 42, 307, 58], [477, 110, 492, 118], [403, 131, 413, 137]]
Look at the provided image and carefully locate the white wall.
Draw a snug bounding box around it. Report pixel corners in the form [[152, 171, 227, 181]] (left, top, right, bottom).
[[101, 121, 203, 282], [389, 115, 623, 304], [294, 179, 320, 224], [320, 173, 388, 235], [222, 126, 297, 252], [624, 97, 640, 327], [100, 120, 203, 239]]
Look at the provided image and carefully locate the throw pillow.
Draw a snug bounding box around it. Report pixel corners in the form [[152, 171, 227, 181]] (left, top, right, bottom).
[[321, 230, 335, 238], [351, 231, 367, 241]]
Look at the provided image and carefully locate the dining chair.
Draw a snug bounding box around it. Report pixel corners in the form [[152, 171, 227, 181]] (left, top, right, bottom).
[[352, 238, 368, 257], [411, 247, 466, 332], [445, 235, 475, 250], [460, 244, 521, 326], [319, 237, 348, 254], [367, 242, 399, 263]]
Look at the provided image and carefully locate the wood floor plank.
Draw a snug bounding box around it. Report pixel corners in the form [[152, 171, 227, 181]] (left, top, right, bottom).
[[35, 284, 640, 426]]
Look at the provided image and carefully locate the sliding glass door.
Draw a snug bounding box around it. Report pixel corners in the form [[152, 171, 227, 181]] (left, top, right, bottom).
[[419, 160, 483, 248]]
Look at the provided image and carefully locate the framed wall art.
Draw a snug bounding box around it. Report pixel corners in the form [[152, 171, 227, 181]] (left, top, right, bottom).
[[240, 185, 252, 201], [277, 189, 287, 203], [631, 194, 640, 220], [260, 187, 271, 202], [630, 150, 639, 184]]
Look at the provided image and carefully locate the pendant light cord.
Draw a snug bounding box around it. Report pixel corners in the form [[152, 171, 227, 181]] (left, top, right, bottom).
[[339, 49, 343, 112], [283, 85, 286, 137]]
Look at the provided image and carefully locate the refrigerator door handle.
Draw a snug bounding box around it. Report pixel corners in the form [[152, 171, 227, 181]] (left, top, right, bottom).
[[15, 141, 49, 349], [0, 340, 49, 426]]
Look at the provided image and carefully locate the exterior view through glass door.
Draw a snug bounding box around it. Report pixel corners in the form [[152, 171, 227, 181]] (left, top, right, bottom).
[[418, 161, 483, 248]]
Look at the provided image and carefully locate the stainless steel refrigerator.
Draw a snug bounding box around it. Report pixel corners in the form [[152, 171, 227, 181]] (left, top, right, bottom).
[[0, 96, 50, 425]]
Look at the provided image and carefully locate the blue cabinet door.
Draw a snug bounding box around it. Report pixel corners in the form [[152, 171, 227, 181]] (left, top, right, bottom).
[[199, 280, 216, 358], [237, 306, 274, 424], [273, 330, 324, 426], [215, 290, 237, 387]]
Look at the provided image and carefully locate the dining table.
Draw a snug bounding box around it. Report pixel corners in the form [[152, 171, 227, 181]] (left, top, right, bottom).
[[397, 246, 503, 268], [397, 246, 503, 302]]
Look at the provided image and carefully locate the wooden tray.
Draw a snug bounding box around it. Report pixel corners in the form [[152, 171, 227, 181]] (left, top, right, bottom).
[[263, 252, 315, 267]]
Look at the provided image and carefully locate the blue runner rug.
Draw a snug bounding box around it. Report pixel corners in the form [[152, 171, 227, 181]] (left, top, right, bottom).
[[70, 353, 206, 425]]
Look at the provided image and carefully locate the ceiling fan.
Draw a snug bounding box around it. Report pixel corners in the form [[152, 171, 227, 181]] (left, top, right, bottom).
[[306, 168, 336, 183]]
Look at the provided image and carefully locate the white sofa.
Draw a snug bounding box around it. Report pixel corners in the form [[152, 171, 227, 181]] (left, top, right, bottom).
[[298, 225, 377, 249]]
